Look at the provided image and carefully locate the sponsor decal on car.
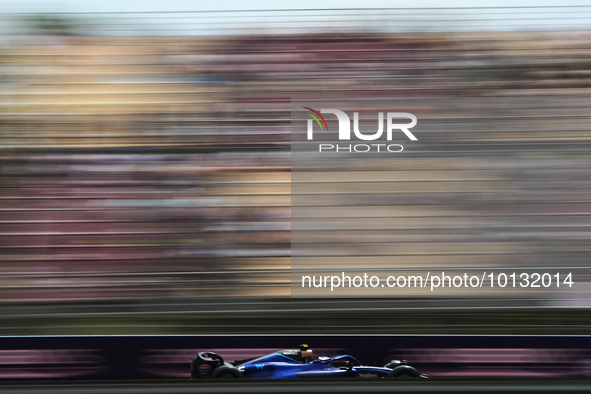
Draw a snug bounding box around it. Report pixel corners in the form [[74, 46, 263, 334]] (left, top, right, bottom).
[[198, 364, 212, 375], [357, 372, 378, 378]]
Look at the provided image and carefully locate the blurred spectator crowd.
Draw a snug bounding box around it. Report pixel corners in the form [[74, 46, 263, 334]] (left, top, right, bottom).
[[1, 10, 591, 306]]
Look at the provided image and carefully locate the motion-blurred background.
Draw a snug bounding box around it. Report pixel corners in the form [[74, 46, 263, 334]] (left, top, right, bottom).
[[1, 4, 591, 335]]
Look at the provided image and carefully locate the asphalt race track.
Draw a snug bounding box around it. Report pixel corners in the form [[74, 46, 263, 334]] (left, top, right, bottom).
[[2, 379, 591, 394]]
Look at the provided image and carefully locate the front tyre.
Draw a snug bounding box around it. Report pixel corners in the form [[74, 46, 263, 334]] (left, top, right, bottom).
[[388, 365, 420, 378], [211, 366, 244, 379]]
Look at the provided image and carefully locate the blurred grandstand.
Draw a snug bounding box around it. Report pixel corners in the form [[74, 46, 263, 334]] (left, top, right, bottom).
[[1, 7, 591, 334]]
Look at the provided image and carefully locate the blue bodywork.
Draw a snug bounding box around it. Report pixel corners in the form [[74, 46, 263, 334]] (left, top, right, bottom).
[[235, 352, 393, 379]]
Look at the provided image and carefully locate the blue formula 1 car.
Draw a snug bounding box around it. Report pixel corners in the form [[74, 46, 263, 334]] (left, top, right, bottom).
[[190, 344, 426, 379]]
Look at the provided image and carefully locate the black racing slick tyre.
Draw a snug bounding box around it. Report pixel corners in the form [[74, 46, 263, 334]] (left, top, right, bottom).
[[211, 366, 244, 379], [388, 365, 420, 378]]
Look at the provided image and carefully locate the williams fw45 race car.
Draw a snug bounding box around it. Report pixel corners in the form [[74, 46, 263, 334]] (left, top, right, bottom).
[[190, 344, 427, 379]]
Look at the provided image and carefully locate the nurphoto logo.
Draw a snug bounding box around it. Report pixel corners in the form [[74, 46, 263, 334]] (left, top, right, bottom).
[[302, 107, 418, 153]]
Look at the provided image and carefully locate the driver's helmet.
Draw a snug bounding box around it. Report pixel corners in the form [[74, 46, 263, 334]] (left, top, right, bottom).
[[300, 344, 313, 360]]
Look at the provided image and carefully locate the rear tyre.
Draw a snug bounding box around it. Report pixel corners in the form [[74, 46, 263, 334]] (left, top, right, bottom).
[[388, 365, 420, 378], [211, 366, 243, 379]]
